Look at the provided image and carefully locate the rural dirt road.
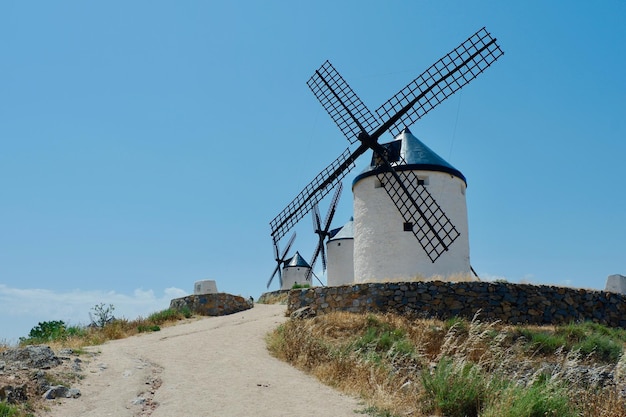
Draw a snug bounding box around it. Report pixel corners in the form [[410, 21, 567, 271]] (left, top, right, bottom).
[[44, 304, 363, 417]]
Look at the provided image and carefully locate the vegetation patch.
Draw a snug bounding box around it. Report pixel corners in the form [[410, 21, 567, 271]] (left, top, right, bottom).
[[267, 312, 626, 417]]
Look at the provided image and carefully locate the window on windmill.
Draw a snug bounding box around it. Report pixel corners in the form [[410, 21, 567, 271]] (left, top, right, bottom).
[[403, 222, 413, 232], [375, 179, 385, 188], [417, 176, 429, 186]]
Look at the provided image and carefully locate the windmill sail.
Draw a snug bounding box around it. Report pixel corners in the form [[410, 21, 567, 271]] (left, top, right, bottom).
[[375, 27, 503, 138], [307, 61, 379, 144]]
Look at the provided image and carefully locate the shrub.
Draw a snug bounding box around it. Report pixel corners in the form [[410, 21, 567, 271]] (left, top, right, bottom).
[[137, 324, 161, 333], [177, 305, 192, 318], [517, 328, 567, 354], [0, 403, 19, 417], [148, 309, 184, 325], [352, 315, 415, 363], [22, 320, 66, 343], [89, 303, 115, 328], [292, 283, 311, 289], [482, 379, 577, 417], [421, 357, 486, 417], [575, 333, 622, 362]]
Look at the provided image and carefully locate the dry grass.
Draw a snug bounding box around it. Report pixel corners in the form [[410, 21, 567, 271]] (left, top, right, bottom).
[[267, 311, 626, 417], [258, 291, 290, 305], [18, 308, 195, 350]]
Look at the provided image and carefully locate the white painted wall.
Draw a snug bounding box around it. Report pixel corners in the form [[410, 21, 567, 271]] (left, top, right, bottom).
[[281, 266, 312, 290], [327, 238, 354, 286], [353, 170, 471, 282]]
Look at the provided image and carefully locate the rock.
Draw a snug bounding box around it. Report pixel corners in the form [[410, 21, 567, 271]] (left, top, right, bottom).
[[290, 306, 316, 320], [71, 358, 82, 372], [42, 385, 79, 399], [32, 370, 52, 395], [1, 345, 61, 369], [0, 384, 28, 404], [132, 396, 147, 405]]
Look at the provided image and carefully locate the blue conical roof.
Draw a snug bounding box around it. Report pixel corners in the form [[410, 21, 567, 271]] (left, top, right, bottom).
[[329, 217, 354, 241], [353, 128, 466, 185], [285, 251, 311, 268]]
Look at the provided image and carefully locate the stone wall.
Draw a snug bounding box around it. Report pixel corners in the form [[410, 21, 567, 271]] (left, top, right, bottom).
[[287, 281, 626, 328], [257, 290, 290, 304], [170, 293, 252, 317]]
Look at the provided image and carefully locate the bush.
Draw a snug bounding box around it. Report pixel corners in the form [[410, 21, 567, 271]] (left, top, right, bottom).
[[148, 309, 183, 325], [0, 403, 19, 417], [517, 328, 567, 354], [575, 333, 623, 362], [89, 303, 116, 328], [421, 357, 486, 417], [482, 379, 577, 417], [137, 324, 161, 333], [23, 320, 66, 342], [352, 315, 415, 363]]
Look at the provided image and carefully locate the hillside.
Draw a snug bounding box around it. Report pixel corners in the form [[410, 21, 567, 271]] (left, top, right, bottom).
[[268, 308, 626, 417]]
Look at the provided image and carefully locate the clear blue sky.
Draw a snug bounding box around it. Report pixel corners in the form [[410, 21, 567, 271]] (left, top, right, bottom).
[[2, 1, 625, 342]]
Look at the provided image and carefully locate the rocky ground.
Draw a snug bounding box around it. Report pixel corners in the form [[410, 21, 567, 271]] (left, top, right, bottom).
[[0, 345, 86, 414]]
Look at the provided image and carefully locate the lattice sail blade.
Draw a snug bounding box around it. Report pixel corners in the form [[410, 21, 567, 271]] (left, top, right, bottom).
[[281, 232, 297, 260], [270, 147, 359, 242], [267, 265, 280, 289], [308, 61, 380, 144], [307, 240, 322, 280], [323, 182, 343, 230], [375, 27, 504, 138], [376, 164, 460, 262], [312, 204, 322, 233]]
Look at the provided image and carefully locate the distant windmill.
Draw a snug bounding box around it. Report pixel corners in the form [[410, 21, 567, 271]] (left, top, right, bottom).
[[270, 28, 503, 282], [307, 182, 343, 285], [267, 232, 296, 289]]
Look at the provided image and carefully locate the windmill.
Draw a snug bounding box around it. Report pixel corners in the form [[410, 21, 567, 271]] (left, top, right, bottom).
[[267, 232, 296, 289], [307, 182, 343, 285], [269, 28, 503, 281]]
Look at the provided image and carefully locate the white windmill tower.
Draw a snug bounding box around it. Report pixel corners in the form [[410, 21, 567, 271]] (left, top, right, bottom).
[[326, 217, 355, 286], [266, 233, 314, 290], [269, 28, 502, 287], [281, 252, 312, 289], [352, 128, 471, 282]]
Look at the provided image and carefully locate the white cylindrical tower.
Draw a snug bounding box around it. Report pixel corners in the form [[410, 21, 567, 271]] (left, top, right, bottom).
[[326, 218, 354, 286], [281, 251, 313, 290], [352, 128, 471, 283]]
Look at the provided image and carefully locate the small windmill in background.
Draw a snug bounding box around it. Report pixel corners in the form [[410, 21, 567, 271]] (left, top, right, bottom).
[[267, 232, 296, 290], [306, 182, 343, 286]]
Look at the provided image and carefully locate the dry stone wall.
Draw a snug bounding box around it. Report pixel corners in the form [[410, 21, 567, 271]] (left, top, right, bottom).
[[287, 281, 626, 327], [170, 293, 252, 316]]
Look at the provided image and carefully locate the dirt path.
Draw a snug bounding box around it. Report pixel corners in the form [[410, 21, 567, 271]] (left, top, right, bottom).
[[44, 304, 363, 417]]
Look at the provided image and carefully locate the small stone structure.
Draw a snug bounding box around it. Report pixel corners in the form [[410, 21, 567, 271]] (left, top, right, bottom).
[[194, 280, 218, 295], [170, 293, 252, 316], [605, 274, 626, 295], [287, 281, 626, 328]]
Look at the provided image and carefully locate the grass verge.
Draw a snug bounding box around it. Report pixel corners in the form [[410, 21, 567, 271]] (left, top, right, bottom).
[[267, 312, 626, 417]]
